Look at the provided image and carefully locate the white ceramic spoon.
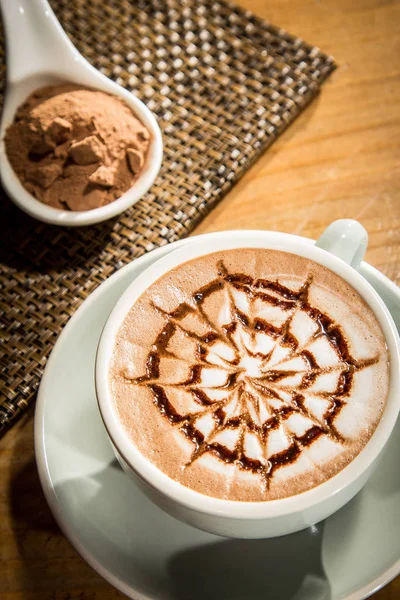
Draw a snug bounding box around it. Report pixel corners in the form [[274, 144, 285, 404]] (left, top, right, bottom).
[[0, 0, 163, 226]]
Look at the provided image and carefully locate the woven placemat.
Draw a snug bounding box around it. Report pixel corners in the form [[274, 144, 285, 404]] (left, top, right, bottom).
[[0, 0, 335, 435]]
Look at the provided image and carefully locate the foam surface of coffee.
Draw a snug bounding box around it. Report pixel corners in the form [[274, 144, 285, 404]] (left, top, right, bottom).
[[110, 249, 389, 501]]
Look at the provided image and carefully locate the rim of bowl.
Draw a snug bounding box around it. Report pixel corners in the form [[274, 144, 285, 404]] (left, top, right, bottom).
[[95, 231, 400, 520]]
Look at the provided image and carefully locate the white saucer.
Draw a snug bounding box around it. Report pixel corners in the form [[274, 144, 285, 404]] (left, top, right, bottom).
[[35, 234, 400, 600]]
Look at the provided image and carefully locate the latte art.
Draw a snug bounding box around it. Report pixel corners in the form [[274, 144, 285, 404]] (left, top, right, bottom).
[[111, 249, 389, 501]]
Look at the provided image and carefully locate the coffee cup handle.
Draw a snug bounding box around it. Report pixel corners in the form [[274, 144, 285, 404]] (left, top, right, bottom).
[[315, 219, 368, 270]]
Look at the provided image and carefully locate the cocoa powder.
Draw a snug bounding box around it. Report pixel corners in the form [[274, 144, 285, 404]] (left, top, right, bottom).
[[5, 85, 150, 211]]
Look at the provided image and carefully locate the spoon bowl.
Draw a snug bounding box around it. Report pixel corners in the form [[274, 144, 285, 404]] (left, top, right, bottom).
[[0, 0, 163, 226]]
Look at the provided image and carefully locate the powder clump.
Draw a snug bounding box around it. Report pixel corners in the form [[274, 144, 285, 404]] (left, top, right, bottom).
[[5, 84, 150, 211]]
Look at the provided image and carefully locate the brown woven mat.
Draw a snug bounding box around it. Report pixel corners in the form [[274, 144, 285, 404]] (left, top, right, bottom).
[[0, 0, 335, 435]]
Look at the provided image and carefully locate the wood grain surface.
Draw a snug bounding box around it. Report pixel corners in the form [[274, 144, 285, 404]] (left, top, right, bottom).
[[1, 0, 399, 598]]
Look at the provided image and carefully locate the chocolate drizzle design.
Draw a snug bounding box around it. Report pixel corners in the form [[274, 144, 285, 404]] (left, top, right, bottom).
[[125, 261, 379, 490]]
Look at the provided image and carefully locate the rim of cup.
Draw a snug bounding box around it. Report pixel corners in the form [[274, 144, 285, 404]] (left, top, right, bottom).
[[95, 231, 400, 520]]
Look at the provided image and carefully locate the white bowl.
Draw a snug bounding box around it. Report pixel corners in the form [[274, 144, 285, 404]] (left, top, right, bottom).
[[0, 0, 163, 226]]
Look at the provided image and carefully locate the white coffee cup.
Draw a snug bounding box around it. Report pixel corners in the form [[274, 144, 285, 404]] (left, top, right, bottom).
[[95, 220, 400, 538]]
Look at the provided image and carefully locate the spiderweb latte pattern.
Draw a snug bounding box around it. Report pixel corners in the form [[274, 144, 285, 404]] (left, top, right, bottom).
[[126, 260, 379, 491]]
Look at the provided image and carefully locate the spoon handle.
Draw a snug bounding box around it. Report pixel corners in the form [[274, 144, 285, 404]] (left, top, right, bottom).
[[0, 0, 86, 84]]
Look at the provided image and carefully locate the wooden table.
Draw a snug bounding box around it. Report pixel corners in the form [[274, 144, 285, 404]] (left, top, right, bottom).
[[1, 0, 399, 597]]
